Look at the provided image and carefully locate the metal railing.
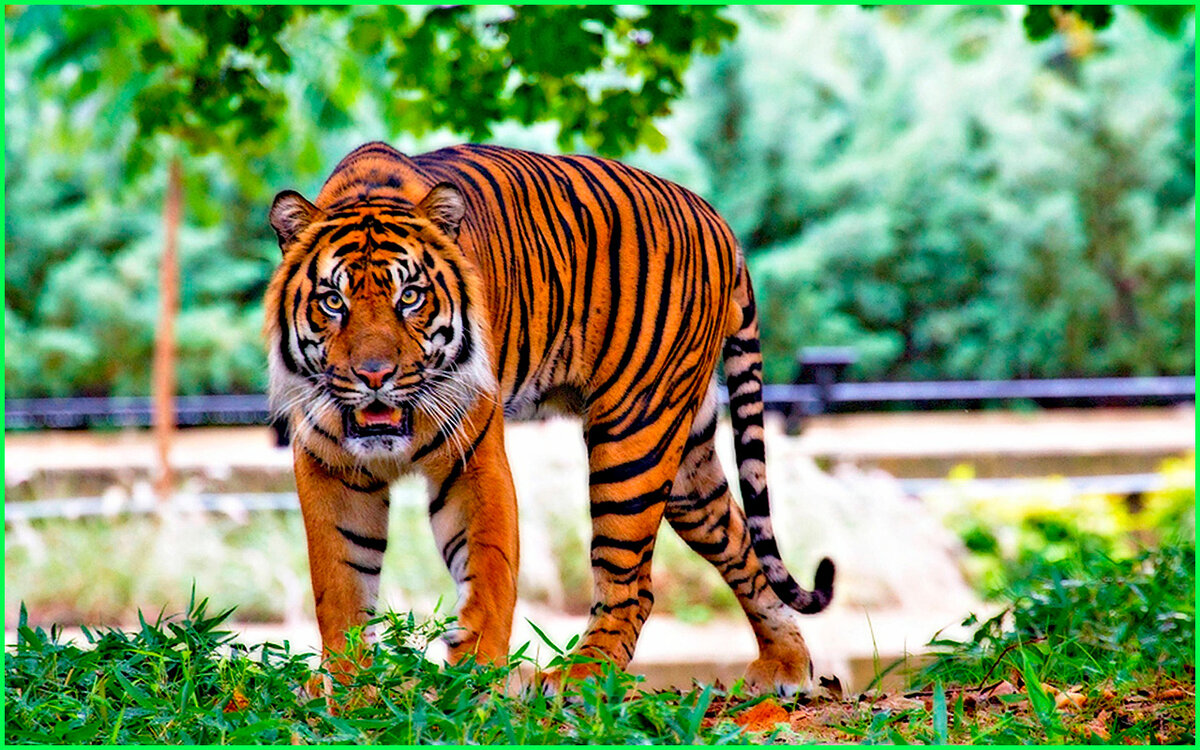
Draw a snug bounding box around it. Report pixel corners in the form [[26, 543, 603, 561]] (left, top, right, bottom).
[[759, 375, 1197, 408], [4, 394, 271, 430], [5, 376, 1194, 432]]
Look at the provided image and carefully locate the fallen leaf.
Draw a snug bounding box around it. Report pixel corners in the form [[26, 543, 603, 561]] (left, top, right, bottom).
[[223, 687, 250, 713], [1055, 690, 1086, 711], [1156, 688, 1188, 701], [818, 675, 844, 701], [1071, 710, 1110, 742], [733, 699, 790, 732]]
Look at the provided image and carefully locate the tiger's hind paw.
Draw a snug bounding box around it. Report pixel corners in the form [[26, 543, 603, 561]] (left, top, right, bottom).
[[744, 654, 814, 698]]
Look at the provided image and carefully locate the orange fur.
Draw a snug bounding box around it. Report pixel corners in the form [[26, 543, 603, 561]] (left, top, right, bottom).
[[264, 142, 833, 695]]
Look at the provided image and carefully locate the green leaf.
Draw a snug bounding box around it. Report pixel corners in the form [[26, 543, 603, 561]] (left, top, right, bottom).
[[931, 682, 949, 744]]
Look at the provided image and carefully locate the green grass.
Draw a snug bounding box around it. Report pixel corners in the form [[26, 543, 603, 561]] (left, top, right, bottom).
[[4, 594, 757, 745], [907, 540, 1195, 744], [776, 538, 1195, 744], [7, 540, 1194, 744], [921, 542, 1195, 688]]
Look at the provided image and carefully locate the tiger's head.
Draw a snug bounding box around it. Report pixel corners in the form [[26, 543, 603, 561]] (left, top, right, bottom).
[[264, 182, 493, 462]]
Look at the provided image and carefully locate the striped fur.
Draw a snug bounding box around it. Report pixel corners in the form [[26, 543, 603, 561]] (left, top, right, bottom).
[[264, 142, 834, 694]]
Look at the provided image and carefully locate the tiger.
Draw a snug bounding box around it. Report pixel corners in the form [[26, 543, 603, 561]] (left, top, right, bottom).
[[264, 141, 835, 695]]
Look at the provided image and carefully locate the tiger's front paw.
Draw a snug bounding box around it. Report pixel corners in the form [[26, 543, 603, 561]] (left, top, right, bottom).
[[537, 661, 600, 695], [299, 673, 379, 714], [444, 630, 509, 667], [523, 659, 627, 700]]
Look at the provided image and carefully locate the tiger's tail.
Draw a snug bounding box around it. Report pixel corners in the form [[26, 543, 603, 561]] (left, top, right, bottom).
[[722, 256, 835, 615]]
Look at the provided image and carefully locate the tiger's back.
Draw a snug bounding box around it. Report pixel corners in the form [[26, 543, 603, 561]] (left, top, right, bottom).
[[322, 143, 741, 424]]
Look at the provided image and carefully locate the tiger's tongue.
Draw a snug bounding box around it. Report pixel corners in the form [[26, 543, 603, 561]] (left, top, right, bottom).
[[356, 403, 405, 427]]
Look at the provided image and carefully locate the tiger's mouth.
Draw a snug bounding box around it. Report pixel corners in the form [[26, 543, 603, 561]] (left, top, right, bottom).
[[344, 401, 413, 440]]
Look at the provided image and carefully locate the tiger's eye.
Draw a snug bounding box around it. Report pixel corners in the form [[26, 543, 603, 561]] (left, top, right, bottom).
[[399, 288, 421, 306], [320, 291, 344, 313]]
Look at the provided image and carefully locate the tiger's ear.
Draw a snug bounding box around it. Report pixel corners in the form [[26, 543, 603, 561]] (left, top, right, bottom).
[[269, 190, 321, 251], [416, 182, 466, 241]]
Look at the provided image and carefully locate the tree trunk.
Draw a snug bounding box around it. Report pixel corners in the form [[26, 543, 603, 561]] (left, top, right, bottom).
[[153, 155, 183, 505]]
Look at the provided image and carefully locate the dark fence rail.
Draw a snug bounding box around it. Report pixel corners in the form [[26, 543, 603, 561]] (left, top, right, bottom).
[[759, 376, 1197, 408], [4, 394, 272, 430], [5, 376, 1193, 432]]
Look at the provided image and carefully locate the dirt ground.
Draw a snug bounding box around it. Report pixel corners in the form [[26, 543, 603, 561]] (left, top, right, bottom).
[[5, 406, 1194, 693]]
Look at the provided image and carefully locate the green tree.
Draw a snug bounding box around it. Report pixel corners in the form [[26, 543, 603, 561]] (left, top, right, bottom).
[[4, 5, 737, 399], [638, 5, 1194, 382]]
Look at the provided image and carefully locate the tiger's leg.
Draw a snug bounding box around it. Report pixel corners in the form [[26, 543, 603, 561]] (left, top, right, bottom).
[[294, 446, 392, 681], [560, 403, 694, 683], [425, 408, 519, 665], [665, 394, 816, 696]]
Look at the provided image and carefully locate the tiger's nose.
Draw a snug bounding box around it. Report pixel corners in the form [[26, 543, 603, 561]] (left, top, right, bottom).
[[352, 360, 396, 390]]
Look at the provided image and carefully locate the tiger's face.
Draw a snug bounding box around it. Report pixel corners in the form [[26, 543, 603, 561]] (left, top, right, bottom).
[[264, 183, 493, 460]]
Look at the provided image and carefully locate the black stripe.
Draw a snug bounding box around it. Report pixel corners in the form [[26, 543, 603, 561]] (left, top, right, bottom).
[[442, 534, 468, 568], [302, 410, 339, 444], [590, 486, 667, 518], [339, 476, 389, 494], [301, 446, 334, 473], [301, 447, 387, 493], [344, 560, 381, 576], [337, 526, 388, 552], [595, 597, 640, 613], [589, 557, 637, 577], [590, 534, 653, 553], [681, 536, 727, 557]]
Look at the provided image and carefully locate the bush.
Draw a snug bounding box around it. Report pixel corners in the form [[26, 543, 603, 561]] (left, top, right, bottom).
[[932, 453, 1195, 593], [920, 454, 1195, 689], [921, 541, 1195, 688]]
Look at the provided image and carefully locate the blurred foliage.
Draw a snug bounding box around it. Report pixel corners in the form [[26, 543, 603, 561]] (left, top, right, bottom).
[[11, 4, 733, 166], [1022, 5, 1194, 41], [4, 5, 1194, 397], [637, 5, 1194, 382], [929, 453, 1195, 595], [5, 511, 314, 625]]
